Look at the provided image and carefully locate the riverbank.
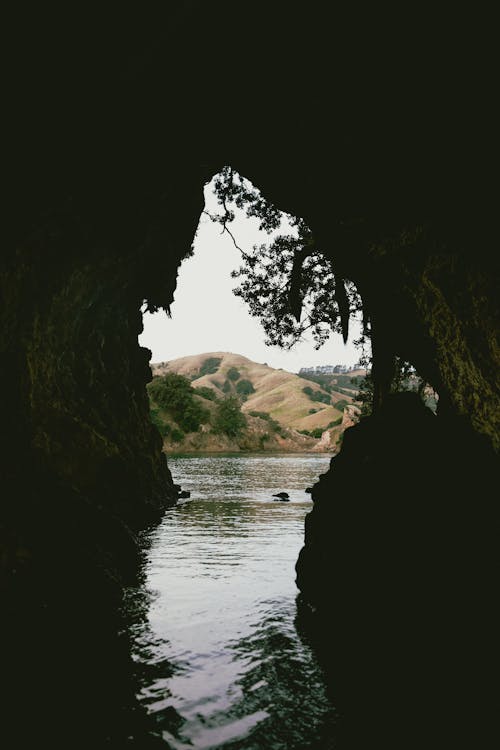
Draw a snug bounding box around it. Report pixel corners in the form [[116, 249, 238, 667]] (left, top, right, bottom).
[[161, 417, 339, 454]]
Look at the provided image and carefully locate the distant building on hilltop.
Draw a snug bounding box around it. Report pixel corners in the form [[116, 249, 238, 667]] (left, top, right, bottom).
[[299, 363, 356, 376]]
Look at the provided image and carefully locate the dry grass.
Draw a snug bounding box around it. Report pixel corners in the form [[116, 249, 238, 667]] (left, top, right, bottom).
[[152, 352, 352, 430]]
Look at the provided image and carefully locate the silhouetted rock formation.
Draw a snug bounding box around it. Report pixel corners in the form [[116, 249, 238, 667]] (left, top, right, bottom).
[[296, 393, 496, 747]]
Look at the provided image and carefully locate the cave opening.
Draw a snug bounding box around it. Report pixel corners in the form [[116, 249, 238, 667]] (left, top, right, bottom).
[[125, 172, 376, 747], [3, 148, 496, 748], [123, 172, 457, 748], [2, 161, 496, 749]]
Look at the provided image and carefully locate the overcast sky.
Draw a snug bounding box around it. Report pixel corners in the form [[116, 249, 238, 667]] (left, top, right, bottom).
[[139, 183, 362, 374]]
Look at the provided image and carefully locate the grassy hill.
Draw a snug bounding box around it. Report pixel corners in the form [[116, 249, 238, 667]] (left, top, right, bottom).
[[150, 352, 361, 452], [152, 352, 355, 430]]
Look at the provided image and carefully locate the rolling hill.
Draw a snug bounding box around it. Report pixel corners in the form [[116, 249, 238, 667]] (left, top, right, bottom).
[[150, 352, 360, 452]]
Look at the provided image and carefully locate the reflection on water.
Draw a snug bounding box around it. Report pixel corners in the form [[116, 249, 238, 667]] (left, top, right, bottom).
[[128, 454, 337, 748]]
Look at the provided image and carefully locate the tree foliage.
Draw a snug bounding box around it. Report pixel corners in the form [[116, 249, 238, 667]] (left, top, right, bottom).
[[149, 407, 171, 437], [334, 399, 349, 412], [302, 386, 331, 405], [231, 228, 361, 350], [194, 386, 218, 401], [227, 367, 240, 381], [236, 379, 255, 397], [213, 396, 247, 437], [207, 167, 362, 351], [300, 427, 326, 438], [148, 373, 210, 433], [199, 357, 222, 377]]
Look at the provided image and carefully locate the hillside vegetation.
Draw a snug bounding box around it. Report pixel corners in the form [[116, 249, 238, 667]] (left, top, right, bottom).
[[149, 352, 361, 453]]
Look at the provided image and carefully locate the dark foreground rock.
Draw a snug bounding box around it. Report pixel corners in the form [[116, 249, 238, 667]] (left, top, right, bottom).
[[296, 393, 497, 748]]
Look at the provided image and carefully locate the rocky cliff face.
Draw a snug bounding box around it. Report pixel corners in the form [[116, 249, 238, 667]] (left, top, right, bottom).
[[296, 393, 496, 746]]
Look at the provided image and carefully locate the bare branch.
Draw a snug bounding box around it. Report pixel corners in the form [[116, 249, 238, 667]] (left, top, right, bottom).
[[202, 209, 251, 260]]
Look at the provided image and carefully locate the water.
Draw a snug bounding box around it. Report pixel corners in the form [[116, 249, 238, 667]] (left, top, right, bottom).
[[130, 454, 336, 749]]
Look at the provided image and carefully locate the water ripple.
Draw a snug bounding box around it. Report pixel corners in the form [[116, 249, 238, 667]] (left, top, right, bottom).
[[129, 454, 336, 749]]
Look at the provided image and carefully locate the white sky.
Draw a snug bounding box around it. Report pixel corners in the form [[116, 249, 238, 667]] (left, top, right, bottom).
[[139, 182, 362, 374]]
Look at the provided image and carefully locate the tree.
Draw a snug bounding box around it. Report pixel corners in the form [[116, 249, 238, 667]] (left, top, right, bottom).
[[199, 357, 222, 376], [147, 373, 210, 433], [236, 379, 255, 397], [194, 386, 218, 401], [206, 167, 362, 351], [207, 168, 431, 413], [213, 396, 247, 437], [303, 386, 331, 405], [227, 367, 240, 381]]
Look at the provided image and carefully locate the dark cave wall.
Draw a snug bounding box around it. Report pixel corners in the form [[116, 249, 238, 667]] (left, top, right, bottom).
[[294, 393, 497, 746], [233, 166, 499, 450], [0, 175, 210, 599], [3, 3, 497, 504], [1, 175, 210, 744], [356, 227, 499, 449]]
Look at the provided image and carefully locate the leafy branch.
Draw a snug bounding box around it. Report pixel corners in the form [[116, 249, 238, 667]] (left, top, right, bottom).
[[208, 167, 362, 350]]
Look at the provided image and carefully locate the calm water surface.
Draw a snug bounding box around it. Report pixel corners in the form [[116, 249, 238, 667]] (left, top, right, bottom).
[[131, 454, 336, 749]]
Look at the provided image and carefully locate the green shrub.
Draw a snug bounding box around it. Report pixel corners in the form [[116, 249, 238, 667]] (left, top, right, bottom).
[[314, 391, 331, 404], [236, 379, 255, 397], [327, 417, 343, 428], [194, 386, 218, 401], [213, 396, 247, 437], [199, 357, 222, 376], [335, 386, 354, 397], [310, 427, 324, 438], [335, 399, 349, 412], [171, 428, 185, 442], [148, 373, 210, 433], [150, 408, 171, 437], [222, 379, 232, 393], [309, 408, 317, 414], [299, 373, 333, 391], [303, 386, 331, 405], [298, 429, 311, 436], [227, 367, 241, 381]]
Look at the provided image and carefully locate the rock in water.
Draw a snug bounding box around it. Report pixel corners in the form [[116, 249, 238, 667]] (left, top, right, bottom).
[[272, 492, 290, 501]]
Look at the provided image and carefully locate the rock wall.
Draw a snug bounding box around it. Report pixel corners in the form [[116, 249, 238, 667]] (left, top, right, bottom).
[[1, 192, 206, 602], [296, 394, 496, 746]]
